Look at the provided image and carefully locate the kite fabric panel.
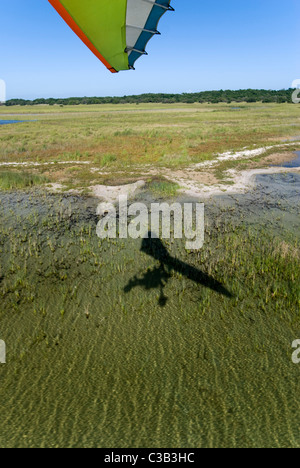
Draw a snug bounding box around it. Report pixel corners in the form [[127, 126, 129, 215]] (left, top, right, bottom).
[[48, 0, 174, 73]]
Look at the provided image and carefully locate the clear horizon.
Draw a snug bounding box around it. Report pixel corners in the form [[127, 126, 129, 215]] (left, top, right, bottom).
[[1, 0, 300, 100]]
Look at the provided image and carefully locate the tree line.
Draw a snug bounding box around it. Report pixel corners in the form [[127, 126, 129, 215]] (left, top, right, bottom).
[[4, 89, 297, 106]]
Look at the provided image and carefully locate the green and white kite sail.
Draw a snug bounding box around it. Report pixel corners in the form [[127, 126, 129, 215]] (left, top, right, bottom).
[[49, 0, 174, 72]]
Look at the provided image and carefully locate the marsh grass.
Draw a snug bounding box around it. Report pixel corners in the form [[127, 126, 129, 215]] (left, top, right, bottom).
[[147, 178, 180, 197], [0, 171, 48, 190], [94, 153, 117, 166], [0, 190, 299, 447]]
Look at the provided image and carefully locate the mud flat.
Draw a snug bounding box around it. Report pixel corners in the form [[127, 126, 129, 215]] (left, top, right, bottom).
[[173, 165, 300, 199]]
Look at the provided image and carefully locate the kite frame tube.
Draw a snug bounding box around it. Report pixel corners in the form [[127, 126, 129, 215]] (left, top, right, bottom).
[[48, 0, 118, 73], [126, 0, 174, 68]]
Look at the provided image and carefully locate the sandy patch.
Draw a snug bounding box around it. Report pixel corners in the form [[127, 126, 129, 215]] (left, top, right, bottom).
[[46, 183, 85, 195], [261, 152, 298, 166], [90, 180, 146, 203], [164, 169, 219, 186], [0, 161, 91, 168], [170, 166, 300, 199], [219, 151, 299, 170], [46, 183, 65, 192], [190, 142, 300, 171], [225, 166, 300, 193]]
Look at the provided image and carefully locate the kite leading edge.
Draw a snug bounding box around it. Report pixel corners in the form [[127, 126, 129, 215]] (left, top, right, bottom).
[[48, 0, 174, 73]]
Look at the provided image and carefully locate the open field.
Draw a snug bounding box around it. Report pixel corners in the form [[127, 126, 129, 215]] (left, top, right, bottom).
[[1, 103, 300, 194]]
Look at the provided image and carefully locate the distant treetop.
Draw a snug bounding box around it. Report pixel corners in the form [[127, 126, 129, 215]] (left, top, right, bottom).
[[4, 89, 297, 106]]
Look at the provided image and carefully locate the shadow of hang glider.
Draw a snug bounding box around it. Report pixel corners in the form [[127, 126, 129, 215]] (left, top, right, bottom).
[[124, 233, 233, 307]]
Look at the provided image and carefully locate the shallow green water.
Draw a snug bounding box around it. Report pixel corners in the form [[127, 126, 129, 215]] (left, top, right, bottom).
[[0, 174, 299, 448]]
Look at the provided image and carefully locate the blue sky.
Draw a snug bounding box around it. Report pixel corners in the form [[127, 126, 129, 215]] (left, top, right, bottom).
[[1, 0, 299, 99]]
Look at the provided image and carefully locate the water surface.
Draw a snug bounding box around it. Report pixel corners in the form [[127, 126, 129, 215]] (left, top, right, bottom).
[[0, 120, 25, 125], [0, 172, 299, 448], [277, 151, 300, 168]]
